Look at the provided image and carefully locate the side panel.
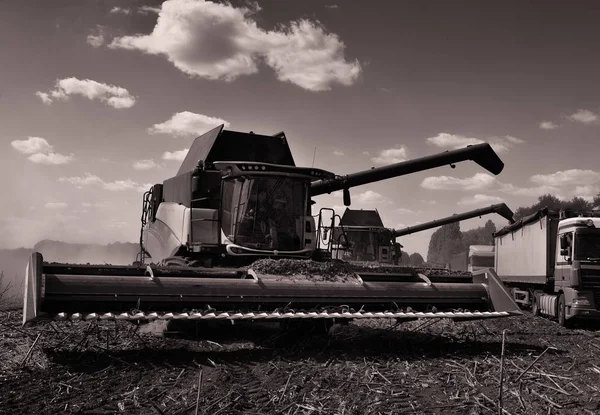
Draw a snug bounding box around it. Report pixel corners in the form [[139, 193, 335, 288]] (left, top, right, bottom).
[[144, 203, 189, 262], [494, 215, 552, 284]]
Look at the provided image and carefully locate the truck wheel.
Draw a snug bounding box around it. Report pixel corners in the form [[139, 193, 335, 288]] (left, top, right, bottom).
[[557, 293, 571, 328], [532, 295, 540, 316]]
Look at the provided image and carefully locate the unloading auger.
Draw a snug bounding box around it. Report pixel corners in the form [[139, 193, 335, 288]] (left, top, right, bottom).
[[22, 125, 521, 325]]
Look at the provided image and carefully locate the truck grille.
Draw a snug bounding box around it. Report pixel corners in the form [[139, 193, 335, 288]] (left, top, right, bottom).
[[580, 269, 600, 290]]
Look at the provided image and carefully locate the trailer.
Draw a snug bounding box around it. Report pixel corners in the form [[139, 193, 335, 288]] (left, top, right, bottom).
[[448, 245, 494, 273], [493, 208, 600, 327]]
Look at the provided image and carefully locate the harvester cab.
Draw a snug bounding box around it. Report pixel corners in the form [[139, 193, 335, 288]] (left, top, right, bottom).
[[23, 125, 522, 326]]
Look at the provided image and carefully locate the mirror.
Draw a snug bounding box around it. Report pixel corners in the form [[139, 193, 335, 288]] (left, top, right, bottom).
[[560, 235, 569, 250], [343, 188, 351, 206], [560, 248, 569, 257]]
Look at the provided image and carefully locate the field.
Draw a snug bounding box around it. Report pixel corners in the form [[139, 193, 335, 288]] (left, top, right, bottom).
[[2, 307, 600, 415]]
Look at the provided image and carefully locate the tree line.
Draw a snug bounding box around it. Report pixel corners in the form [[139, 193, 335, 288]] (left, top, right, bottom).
[[425, 194, 600, 265]]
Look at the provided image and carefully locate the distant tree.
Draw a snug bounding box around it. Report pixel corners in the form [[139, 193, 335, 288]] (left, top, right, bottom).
[[427, 222, 463, 265], [513, 194, 594, 220], [400, 251, 410, 264], [409, 252, 424, 266], [0, 271, 12, 306]]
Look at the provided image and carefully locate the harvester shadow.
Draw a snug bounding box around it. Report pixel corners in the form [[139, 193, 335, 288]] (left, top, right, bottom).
[[43, 319, 559, 374]]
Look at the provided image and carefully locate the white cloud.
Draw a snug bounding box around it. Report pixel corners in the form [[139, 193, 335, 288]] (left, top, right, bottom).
[[421, 172, 496, 191], [86, 25, 105, 47], [36, 77, 136, 109], [11, 137, 53, 154], [568, 109, 598, 124], [395, 208, 421, 214], [421, 199, 437, 205], [325, 4, 339, 8], [59, 173, 149, 192], [333, 150, 344, 156], [149, 111, 229, 137], [11, 136, 74, 165], [371, 146, 408, 165], [425, 133, 524, 154], [138, 5, 161, 14], [44, 201, 68, 209], [540, 121, 558, 130], [530, 169, 600, 187], [457, 194, 504, 206], [162, 149, 189, 161], [133, 159, 161, 170], [28, 152, 74, 165], [110, 6, 131, 14], [108, 0, 361, 92], [353, 190, 385, 204]]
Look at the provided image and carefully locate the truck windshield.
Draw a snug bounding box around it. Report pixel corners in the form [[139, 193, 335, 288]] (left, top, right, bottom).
[[221, 176, 307, 251], [574, 231, 600, 260]]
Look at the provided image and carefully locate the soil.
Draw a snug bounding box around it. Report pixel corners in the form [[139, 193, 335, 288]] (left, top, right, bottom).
[[2, 307, 600, 415]]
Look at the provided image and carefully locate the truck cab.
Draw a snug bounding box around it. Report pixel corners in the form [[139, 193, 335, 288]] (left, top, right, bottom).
[[468, 245, 495, 273], [553, 214, 600, 324]]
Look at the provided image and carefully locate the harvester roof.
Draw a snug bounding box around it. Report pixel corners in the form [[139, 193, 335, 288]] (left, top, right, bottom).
[[339, 208, 385, 227], [177, 125, 296, 176]]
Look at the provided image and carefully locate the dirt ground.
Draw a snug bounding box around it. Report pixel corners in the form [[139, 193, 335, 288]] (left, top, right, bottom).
[[2, 308, 600, 415]]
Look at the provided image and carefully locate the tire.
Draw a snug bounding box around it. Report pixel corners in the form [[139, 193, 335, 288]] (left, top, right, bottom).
[[557, 293, 572, 328], [532, 294, 540, 316]]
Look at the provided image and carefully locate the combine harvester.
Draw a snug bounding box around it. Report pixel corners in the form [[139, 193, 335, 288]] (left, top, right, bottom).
[[329, 203, 515, 265], [23, 125, 521, 326]]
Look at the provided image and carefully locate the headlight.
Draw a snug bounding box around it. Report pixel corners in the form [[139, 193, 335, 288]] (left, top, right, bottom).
[[573, 297, 591, 306]]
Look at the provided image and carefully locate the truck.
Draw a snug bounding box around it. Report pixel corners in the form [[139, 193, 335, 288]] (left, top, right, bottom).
[[448, 245, 495, 273], [493, 208, 600, 327]]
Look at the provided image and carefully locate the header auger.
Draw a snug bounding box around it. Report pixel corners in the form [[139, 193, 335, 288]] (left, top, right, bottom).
[[23, 125, 521, 326]]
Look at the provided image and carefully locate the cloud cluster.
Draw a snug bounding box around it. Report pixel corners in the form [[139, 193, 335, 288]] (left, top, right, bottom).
[[371, 147, 408, 165], [133, 159, 161, 170], [36, 77, 136, 109], [421, 172, 496, 191], [539, 121, 558, 130], [58, 172, 152, 193], [162, 149, 189, 161], [10, 136, 74, 165], [457, 194, 504, 206], [149, 111, 229, 137], [421, 168, 600, 202], [108, 0, 361, 92], [568, 109, 598, 124], [426, 133, 524, 154]]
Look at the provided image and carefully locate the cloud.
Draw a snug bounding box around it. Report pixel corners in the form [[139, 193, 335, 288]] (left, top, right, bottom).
[[138, 5, 162, 14], [149, 111, 229, 137], [44, 201, 68, 209], [11, 136, 74, 165], [110, 6, 131, 14], [333, 150, 344, 156], [35, 77, 136, 108], [28, 152, 74, 165], [421, 199, 437, 205], [325, 4, 339, 8], [457, 194, 504, 206], [371, 146, 408, 165], [425, 133, 525, 153], [540, 121, 558, 130], [108, 0, 361, 92], [162, 149, 189, 161], [395, 208, 422, 214], [59, 172, 150, 193], [354, 190, 385, 204], [421, 172, 496, 191], [133, 159, 161, 170], [568, 109, 598, 124], [11, 136, 53, 154], [86, 25, 105, 47]]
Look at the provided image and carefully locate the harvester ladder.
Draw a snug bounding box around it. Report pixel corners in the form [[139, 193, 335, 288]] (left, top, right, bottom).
[[315, 208, 348, 258]]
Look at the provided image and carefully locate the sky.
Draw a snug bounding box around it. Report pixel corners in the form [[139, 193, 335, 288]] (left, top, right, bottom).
[[2, 0, 600, 258]]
